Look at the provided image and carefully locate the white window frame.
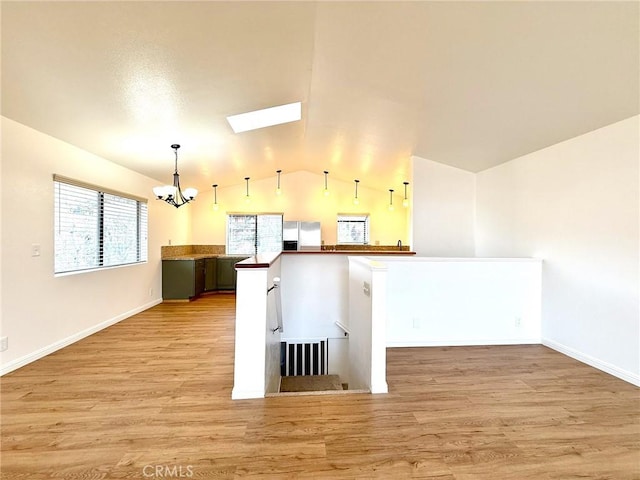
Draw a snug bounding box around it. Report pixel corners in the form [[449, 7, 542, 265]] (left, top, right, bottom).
[[54, 175, 148, 275], [226, 213, 283, 255], [337, 213, 370, 245]]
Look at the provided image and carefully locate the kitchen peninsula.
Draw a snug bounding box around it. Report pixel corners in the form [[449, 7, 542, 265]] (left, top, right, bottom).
[[161, 245, 415, 300]]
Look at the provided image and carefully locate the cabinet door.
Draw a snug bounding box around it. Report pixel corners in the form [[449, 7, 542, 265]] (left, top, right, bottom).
[[204, 257, 217, 291], [162, 260, 195, 299], [216, 258, 236, 290], [194, 259, 205, 296]]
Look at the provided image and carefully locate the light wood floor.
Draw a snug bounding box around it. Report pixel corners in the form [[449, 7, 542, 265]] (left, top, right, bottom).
[[1, 295, 638, 479]]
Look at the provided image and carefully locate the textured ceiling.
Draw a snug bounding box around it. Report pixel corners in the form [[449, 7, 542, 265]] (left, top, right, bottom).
[[2, 1, 638, 193]]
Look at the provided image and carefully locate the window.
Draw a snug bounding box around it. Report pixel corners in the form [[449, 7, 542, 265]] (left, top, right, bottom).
[[227, 214, 283, 255], [337, 214, 369, 245], [54, 175, 148, 274]]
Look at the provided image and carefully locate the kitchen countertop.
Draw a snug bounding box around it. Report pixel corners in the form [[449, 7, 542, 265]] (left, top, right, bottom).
[[283, 250, 416, 255], [164, 250, 416, 263], [235, 250, 416, 269], [162, 254, 250, 260]]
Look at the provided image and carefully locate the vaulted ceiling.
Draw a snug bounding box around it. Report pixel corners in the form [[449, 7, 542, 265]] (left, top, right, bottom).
[[2, 1, 638, 193]]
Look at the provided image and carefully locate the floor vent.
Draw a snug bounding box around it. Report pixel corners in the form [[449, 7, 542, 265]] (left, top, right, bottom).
[[281, 339, 328, 376]]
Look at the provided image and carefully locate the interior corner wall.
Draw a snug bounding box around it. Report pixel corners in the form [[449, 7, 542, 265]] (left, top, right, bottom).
[[476, 116, 640, 385], [410, 156, 476, 256], [0, 116, 190, 374]]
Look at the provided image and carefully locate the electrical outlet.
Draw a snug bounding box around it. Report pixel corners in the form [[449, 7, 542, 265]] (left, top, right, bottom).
[[515, 317, 522, 327], [412, 318, 420, 329], [149, 288, 153, 297], [31, 244, 41, 257], [0, 337, 8, 352]]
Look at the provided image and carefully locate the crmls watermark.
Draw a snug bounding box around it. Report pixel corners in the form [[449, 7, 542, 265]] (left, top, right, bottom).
[[142, 464, 194, 478]]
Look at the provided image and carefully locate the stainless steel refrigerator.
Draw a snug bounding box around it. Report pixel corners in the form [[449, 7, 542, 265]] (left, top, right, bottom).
[[283, 221, 321, 251]]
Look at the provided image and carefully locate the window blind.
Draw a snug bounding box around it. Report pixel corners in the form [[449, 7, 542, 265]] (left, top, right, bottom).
[[227, 214, 283, 255], [337, 214, 369, 244], [54, 177, 148, 274]]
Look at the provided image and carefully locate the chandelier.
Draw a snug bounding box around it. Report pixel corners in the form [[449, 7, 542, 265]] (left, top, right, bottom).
[[152, 144, 198, 208]]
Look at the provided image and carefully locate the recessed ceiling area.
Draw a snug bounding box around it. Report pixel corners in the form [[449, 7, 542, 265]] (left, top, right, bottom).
[[1, 1, 638, 193]]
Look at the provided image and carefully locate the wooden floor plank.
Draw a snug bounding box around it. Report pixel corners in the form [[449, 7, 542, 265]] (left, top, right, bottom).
[[1, 294, 638, 479]]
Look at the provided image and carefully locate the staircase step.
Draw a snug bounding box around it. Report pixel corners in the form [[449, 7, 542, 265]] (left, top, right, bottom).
[[280, 374, 343, 393]]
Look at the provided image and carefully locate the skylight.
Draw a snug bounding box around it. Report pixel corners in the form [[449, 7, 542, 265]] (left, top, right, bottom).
[[226, 102, 301, 133]]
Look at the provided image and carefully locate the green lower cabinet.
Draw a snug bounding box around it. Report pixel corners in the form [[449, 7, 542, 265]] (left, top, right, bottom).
[[162, 260, 197, 299], [216, 256, 249, 290], [204, 257, 217, 292], [162, 256, 248, 299], [194, 259, 205, 297], [216, 257, 237, 290]]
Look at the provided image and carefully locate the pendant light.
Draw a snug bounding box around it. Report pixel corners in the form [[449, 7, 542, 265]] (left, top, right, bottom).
[[244, 177, 251, 203], [276, 170, 282, 195], [388, 189, 394, 211], [323, 171, 330, 197], [152, 144, 198, 208], [403, 181, 410, 207], [353, 179, 360, 205], [212, 184, 219, 211]]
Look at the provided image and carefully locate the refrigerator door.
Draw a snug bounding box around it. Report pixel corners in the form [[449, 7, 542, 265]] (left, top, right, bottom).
[[298, 222, 321, 250], [283, 221, 299, 241]]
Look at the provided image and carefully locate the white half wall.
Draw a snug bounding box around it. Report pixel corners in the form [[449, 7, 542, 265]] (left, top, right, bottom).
[[232, 254, 282, 399], [347, 256, 387, 394], [476, 116, 640, 385], [384, 257, 542, 347], [410, 156, 476, 257], [0, 117, 189, 375]]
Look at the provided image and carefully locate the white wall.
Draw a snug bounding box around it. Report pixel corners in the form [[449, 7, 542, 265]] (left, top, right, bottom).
[[280, 254, 348, 339], [0, 117, 189, 374], [280, 253, 350, 380], [190, 170, 410, 247], [476, 116, 639, 385], [347, 256, 388, 393], [384, 257, 541, 347], [410, 156, 476, 256]]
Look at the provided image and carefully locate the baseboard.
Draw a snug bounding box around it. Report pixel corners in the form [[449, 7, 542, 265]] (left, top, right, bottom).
[[231, 388, 265, 400], [542, 338, 640, 387], [0, 298, 163, 376], [370, 380, 388, 394], [386, 338, 541, 348]]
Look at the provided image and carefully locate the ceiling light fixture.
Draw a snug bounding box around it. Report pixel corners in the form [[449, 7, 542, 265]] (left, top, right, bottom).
[[276, 170, 282, 195], [212, 184, 219, 211], [353, 179, 360, 205], [403, 181, 410, 207], [388, 189, 394, 211], [244, 177, 251, 204], [323, 171, 330, 197], [226, 102, 301, 133], [153, 144, 198, 208]]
